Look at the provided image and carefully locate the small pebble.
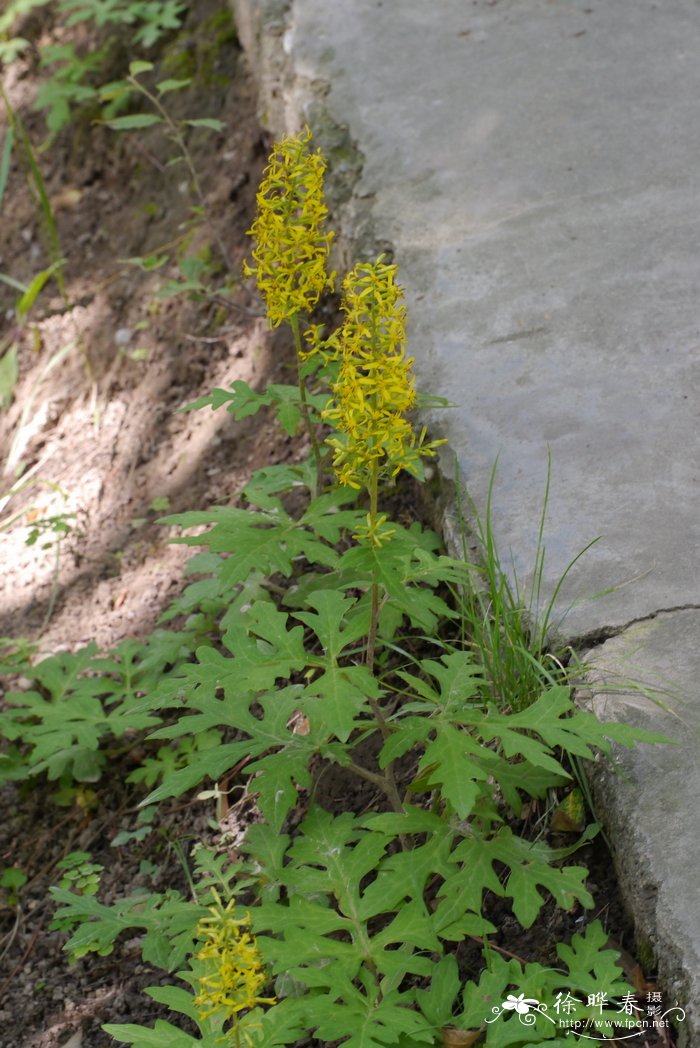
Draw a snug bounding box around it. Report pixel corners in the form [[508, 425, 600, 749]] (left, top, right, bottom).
[[115, 328, 132, 346]]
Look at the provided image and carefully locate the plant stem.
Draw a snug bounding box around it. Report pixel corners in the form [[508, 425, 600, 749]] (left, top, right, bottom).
[[40, 537, 62, 634], [1, 84, 66, 301], [365, 460, 380, 669], [290, 312, 323, 495], [128, 76, 233, 274], [347, 760, 404, 815]]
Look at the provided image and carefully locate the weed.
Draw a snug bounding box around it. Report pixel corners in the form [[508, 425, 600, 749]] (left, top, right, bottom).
[[451, 457, 599, 711], [0, 865, 27, 906], [0, 85, 66, 298]]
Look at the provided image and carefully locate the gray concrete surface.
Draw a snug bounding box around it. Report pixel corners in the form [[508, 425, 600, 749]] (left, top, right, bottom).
[[585, 611, 700, 1037], [231, 0, 700, 1039]]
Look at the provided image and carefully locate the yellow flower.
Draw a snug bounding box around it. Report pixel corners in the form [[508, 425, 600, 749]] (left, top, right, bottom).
[[323, 258, 443, 490], [244, 127, 334, 328], [193, 897, 274, 1027], [353, 512, 396, 547]]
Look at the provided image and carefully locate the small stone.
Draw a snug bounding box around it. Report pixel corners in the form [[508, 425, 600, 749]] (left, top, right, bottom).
[[115, 328, 132, 347]]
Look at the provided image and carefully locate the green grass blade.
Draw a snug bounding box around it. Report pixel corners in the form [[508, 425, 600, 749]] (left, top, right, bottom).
[[0, 126, 14, 208], [0, 84, 65, 297]]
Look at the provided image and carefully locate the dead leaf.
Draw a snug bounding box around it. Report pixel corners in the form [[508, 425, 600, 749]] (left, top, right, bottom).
[[113, 588, 128, 608], [288, 711, 310, 735], [550, 787, 586, 833], [50, 187, 82, 212]]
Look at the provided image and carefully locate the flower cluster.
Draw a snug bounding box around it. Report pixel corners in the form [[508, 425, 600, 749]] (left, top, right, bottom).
[[193, 897, 274, 1027], [244, 126, 334, 327], [323, 258, 442, 490]]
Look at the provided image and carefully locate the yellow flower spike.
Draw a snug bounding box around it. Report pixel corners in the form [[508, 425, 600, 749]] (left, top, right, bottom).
[[323, 258, 443, 491], [353, 512, 397, 548], [193, 900, 275, 1030], [244, 127, 335, 330]]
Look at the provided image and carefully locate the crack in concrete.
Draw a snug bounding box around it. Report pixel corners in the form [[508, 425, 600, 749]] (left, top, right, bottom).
[[570, 602, 700, 652]]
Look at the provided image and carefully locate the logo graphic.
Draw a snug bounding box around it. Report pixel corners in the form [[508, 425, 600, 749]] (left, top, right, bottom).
[[484, 988, 686, 1041]]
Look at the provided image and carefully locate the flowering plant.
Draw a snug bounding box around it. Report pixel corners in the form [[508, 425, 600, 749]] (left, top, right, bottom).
[[41, 129, 665, 1048]]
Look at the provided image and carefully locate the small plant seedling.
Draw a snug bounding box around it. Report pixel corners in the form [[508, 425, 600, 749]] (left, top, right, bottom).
[[0, 866, 28, 906], [100, 62, 230, 274], [55, 852, 103, 896]]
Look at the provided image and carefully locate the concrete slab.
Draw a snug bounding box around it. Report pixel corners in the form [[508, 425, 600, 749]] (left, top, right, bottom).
[[586, 610, 700, 1039], [230, 0, 700, 1039]]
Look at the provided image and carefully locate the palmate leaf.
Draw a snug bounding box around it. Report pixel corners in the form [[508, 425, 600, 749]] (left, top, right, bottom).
[[0, 640, 160, 783], [50, 886, 206, 969], [251, 807, 457, 1024], [222, 599, 308, 684], [183, 378, 269, 415], [294, 589, 371, 655], [241, 461, 316, 508], [398, 651, 484, 713], [458, 955, 570, 1046], [339, 530, 458, 632], [182, 379, 328, 434], [310, 984, 434, 1048], [455, 923, 632, 1045], [485, 685, 671, 759], [161, 505, 339, 586], [415, 955, 461, 1030], [299, 489, 366, 544], [556, 919, 630, 997], [433, 841, 504, 937], [418, 722, 492, 818], [294, 590, 377, 740], [302, 662, 380, 741], [246, 744, 313, 832], [146, 598, 307, 724], [453, 828, 593, 929], [144, 687, 314, 808], [358, 812, 455, 919], [288, 809, 391, 912]]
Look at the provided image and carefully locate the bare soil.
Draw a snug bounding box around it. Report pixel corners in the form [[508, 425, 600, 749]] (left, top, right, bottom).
[[0, 5, 674, 1047]]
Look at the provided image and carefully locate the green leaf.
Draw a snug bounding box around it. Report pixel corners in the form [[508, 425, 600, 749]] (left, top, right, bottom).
[[556, 919, 631, 997], [17, 259, 64, 318], [144, 984, 199, 1021], [182, 379, 271, 416], [142, 740, 252, 804], [453, 828, 593, 930], [102, 1020, 195, 1047], [0, 344, 18, 408], [156, 78, 191, 95], [302, 662, 379, 741], [247, 744, 313, 832], [313, 989, 434, 1048], [162, 504, 340, 586], [415, 954, 461, 1028], [106, 113, 162, 130], [185, 117, 226, 131], [242, 462, 316, 508], [339, 535, 457, 632], [420, 723, 492, 818], [0, 272, 28, 294], [294, 589, 370, 655], [434, 841, 504, 935], [0, 126, 14, 209], [494, 686, 671, 759], [129, 60, 155, 76], [293, 590, 375, 740]]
